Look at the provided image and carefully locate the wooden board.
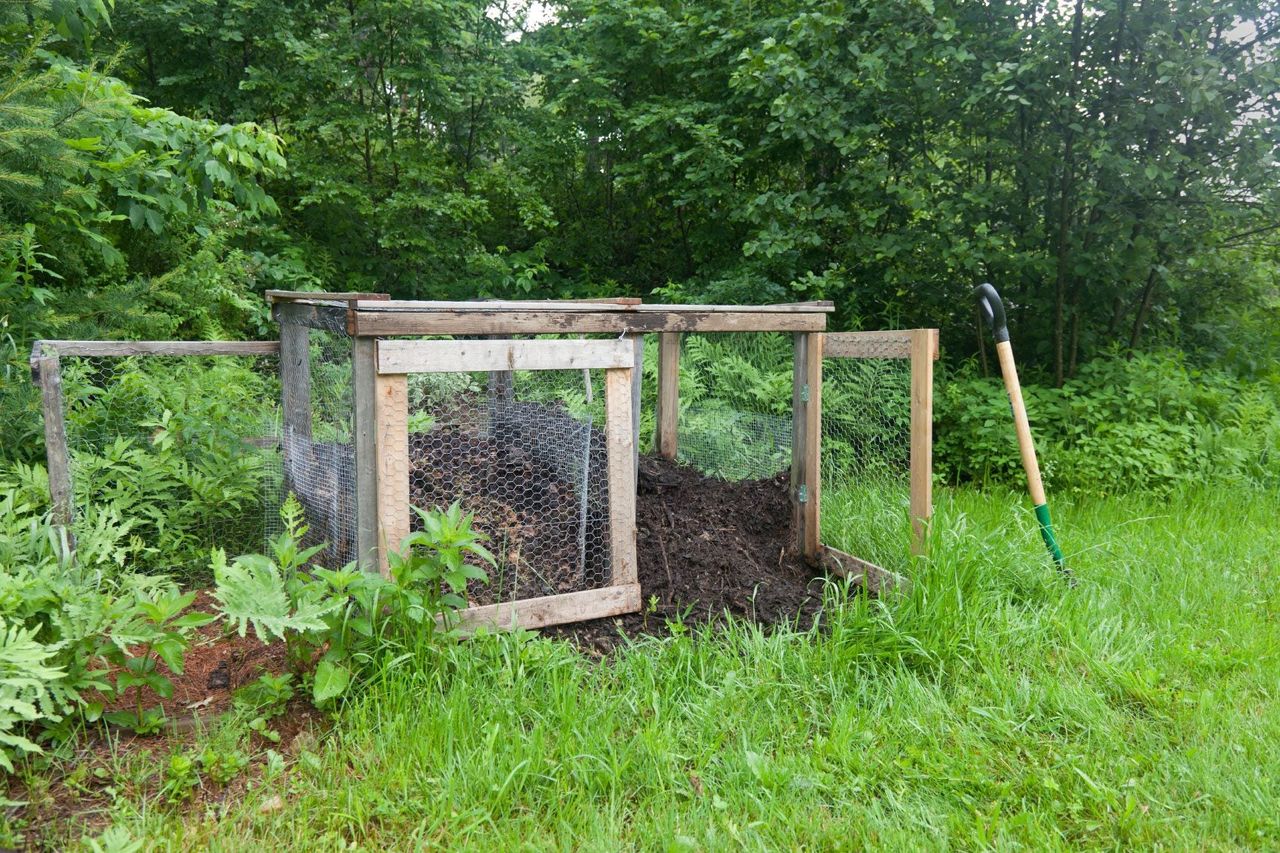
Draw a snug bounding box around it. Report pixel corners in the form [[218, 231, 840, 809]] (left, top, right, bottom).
[[630, 334, 644, 479], [803, 333, 823, 560], [279, 319, 311, 442], [31, 340, 280, 357], [376, 338, 634, 374], [819, 547, 907, 595], [909, 329, 937, 555], [790, 333, 809, 546], [352, 309, 827, 336], [267, 290, 389, 303], [824, 329, 942, 360], [605, 366, 639, 587], [34, 355, 73, 528], [454, 584, 642, 633], [355, 299, 833, 313], [655, 332, 681, 460], [352, 337, 379, 571], [374, 373, 410, 577]]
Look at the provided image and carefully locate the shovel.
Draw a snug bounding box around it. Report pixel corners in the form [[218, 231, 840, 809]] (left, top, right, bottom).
[[974, 283, 1070, 579]]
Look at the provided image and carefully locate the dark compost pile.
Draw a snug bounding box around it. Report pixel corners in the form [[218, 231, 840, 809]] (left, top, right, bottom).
[[547, 456, 827, 655]]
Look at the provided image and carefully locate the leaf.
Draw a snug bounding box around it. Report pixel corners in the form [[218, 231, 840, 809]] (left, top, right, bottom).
[[312, 658, 350, 705], [212, 556, 339, 643]]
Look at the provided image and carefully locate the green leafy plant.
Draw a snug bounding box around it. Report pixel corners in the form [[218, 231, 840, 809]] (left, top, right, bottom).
[[159, 751, 199, 803]]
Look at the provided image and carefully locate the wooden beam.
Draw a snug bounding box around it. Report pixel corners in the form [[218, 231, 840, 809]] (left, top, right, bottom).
[[819, 547, 907, 596], [790, 333, 809, 551], [824, 329, 943, 360], [352, 310, 826, 337], [352, 337, 378, 571], [33, 354, 73, 529], [279, 319, 311, 443], [605, 366, 638, 588], [30, 340, 280, 357], [655, 332, 681, 460], [803, 333, 823, 560], [909, 329, 936, 555], [630, 334, 644, 476], [377, 338, 634, 374], [374, 373, 410, 578], [454, 584, 642, 633], [271, 301, 349, 331], [356, 300, 834, 313], [266, 290, 389, 304]]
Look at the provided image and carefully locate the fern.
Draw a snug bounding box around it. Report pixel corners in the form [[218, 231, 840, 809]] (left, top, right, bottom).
[[211, 549, 338, 643], [0, 620, 65, 772]]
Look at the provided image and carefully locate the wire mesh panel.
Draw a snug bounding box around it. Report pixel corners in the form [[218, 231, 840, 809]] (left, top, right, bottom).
[[278, 316, 357, 567], [404, 360, 613, 605], [674, 332, 794, 480], [821, 335, 914, 571], [53, 349, 281, 580]]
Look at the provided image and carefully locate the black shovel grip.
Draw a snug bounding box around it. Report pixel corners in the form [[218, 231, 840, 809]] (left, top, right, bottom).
[[975, 283, 1009, 344]]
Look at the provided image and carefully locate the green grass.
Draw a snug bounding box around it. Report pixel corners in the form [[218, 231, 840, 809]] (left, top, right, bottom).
[[60, 485, 1280, 849]]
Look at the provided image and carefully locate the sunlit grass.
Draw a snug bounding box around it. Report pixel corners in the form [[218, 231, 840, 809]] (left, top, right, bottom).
[[73, 486, 1280, 849]]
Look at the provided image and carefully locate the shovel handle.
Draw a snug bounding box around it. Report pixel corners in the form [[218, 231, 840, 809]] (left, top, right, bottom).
[[975, 283, 1009, 343]]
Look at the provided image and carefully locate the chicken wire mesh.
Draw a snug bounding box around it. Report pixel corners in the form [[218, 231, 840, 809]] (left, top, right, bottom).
[[673, 332, 794, 480], [277, 315, 358, 568], [402, 361, 613, 604], [54, 351, 281, 580], [821, 347, 913, 571]]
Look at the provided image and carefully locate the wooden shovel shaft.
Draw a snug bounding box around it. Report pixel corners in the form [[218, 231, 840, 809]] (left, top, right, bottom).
[[994, 340, 1047, 506]]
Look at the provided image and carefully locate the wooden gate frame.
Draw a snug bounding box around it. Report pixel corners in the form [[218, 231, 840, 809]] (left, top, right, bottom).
[[370, 337, 641, 631], [823, 329, 939, 556]]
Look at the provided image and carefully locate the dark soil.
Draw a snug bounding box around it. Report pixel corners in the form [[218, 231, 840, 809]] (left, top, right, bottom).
[[544, 456, 827, 655]]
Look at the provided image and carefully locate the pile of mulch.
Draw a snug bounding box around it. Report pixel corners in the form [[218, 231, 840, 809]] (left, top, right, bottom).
[[545, 456, 828, 655]]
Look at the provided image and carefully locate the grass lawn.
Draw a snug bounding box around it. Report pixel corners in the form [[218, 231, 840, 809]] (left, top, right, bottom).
[[41, 485, 1280, 849]]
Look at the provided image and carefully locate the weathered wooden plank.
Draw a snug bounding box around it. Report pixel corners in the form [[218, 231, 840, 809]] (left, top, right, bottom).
[[34, 354, 73, 528], [454, 584, 643, 633], [909, 329, 936, 555], [374, 373, 410, 578], [803, 333, 823, 561], [605, 366, 639, 587], [32, 340, 280, 357], [352, 310, 827, 336], [655, 332, 681, 460], [377, 338, 634, 374], [352, 337, 378, 571], [824, 329, 942, 361], [819, 547, 908, 596], [267, 290, 389, 303], [790, 333, 809, 549], [271, 301, 349, 331], [279, 319, 311, 443], [630, 334, 644, 479], [355, 299, 833, 313]]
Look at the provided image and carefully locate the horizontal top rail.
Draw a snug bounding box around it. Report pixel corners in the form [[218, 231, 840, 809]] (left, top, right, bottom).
[[354, 299, 834, 314], [377, 338, 634, 374], [352, 309, 827, 336], [265, 290, 390, 303], [30, 339, 281, 368]]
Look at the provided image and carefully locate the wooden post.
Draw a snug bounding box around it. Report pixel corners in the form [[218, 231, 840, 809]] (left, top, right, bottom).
[[629, 334, 644, 476], [605, 366, 638, 587], [655, 332, 680, 460], [352, 337, 379, 571], [34, 352, 73, 529], [374, 371, 409, 577], [279, 315, 312, 443], [909, 329, 936, 555], [790, 333, 822, 560]]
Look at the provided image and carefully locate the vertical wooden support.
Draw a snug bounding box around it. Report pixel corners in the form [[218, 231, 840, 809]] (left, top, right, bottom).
[[34, 352, 73, 529], [374, 370, 409, 577], [655, 332, 680, 460], [791, 332, 823, 560], [279, 312, 312, 443], [629, 334, 644, 477], [605, 367, 638, 586], [352, 337, 378, 571], [909, 329, 936, 555]]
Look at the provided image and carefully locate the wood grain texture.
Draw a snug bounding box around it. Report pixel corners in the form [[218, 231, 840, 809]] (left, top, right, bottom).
[[352, 337, 379, 571], [803, 332, 823, 561], [351, 310, 827, 336], [279, 320, 311, 443], [32, 340, 280, 357], [34, 355, 73, 528], [820, 547, 908, 595], [354, 300, 833, 313], [377, 338, 634, 374], [790, 333, 809, 547], [995, 340, 1046, 506], [656, 332, 681, 460], [266, 290, 388, 303], [454, 584, 642, 633], [909, 330, 936, 555], [605, 366, 639, 586], [824, 329, 943, 360], [374, 373, 409, 578]]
